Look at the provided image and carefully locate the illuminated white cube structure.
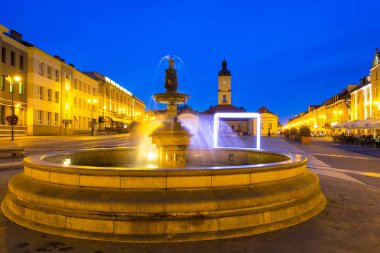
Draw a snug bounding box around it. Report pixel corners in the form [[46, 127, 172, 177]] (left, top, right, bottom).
[[213, 112, 261, 149]]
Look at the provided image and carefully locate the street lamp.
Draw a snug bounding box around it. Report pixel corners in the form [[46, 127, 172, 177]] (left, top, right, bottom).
[[88, 98, 97, 136], [5, 75, 21, 141]]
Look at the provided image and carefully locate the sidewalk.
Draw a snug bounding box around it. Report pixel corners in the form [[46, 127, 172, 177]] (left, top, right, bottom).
[[0, 157, 23, 170], [261, 136, 327, 167]]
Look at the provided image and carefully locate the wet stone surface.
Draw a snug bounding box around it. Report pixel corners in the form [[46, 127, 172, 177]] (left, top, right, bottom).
[[0, 173, 379, 253]]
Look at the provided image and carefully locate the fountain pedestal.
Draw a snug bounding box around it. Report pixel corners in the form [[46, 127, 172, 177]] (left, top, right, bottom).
[[150, 118, 192, 168]]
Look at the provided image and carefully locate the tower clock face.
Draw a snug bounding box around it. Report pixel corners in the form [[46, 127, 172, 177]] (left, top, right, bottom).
[[222, 81, 226, 84]]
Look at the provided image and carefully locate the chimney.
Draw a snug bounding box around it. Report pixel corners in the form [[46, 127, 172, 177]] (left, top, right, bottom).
[[10, 30, 22, 41], [347, 85, 358, 92]]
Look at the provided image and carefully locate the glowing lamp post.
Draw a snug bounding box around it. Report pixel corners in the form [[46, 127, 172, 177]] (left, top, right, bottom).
[[88, 98, 97, 136], [5, 75, 21, 141]]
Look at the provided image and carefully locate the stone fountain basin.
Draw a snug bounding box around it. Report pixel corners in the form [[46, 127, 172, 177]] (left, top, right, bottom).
[[2, 147, 326, 242], [20, 147, 304, 188]]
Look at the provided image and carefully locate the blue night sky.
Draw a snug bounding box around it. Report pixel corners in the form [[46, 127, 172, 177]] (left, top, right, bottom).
[[2, 0, 379, 123]]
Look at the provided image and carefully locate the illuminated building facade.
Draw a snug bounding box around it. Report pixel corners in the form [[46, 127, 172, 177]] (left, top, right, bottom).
[[350, 76, 372, 121], [0, 24, 145, 136], [370, 49, 380, 118], [84, 72, 145, 131], [284, 86, 356, 134], [257, 107, 278, 136], [284, 49, 380, 135], [0, 25, 28, 136]]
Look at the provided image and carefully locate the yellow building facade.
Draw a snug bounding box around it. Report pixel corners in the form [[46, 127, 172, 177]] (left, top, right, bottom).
[[0, 26, 28, 136], [26, 47, 101, 135], [84, 72, 145, 132], [350, 76, 372, 121], [370, 49, 380, 118], [283, 86, 355, 135], [346, 49, 380, 135], [0, 24, 145, 136], [257, 107, 278, 136]]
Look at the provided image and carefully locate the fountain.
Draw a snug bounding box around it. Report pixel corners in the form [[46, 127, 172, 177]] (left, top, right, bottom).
[[151, 57, 191, 168], [1, 58, 325, 242]]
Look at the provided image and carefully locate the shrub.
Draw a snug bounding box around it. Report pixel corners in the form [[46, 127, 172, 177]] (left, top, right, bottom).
[[299, 125, 311, 137], [289, 127, 298, 136]]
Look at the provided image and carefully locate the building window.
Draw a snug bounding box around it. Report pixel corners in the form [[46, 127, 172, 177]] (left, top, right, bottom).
[[54, 113, 59, 126], [0, 75, 4, 91], [19, 82, 23, 95], [268, 122, 272, 129], [47, 66, 51, 79], [79, 81, 82, 91], [92, 87, 95, 95], [222, 95, 227, 103], [55, 91, 59, 103], [1, 47, 6, 63], [19, 55, 24, 70], [38, 111, 43, 125], [38, 86, 44, 100], [74, 97, 77, 107], [47, 112, 51, 126], [74, 79, 77, 89], [10, 51, 15, 67], [38, 62, 44, 76], [55, 69, 59, 82], [0, 105, 5, 125], [47, 89, 52, 102]]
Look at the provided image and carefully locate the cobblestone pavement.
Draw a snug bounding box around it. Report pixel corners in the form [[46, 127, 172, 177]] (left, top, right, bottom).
[[0, 136, 379, 253]]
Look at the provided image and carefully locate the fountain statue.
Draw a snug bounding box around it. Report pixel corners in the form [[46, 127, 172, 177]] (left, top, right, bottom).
[[1, 57, 326, 243], [151, 57, 191, 168], [164, 57, 178, 92]]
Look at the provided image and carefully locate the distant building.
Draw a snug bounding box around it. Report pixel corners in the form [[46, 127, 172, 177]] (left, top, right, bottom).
[[284, 85, 357, 135], [257, 106, 278, 136], [202, 59, 279, 137], [202, 59, 256, 135], [84, 72, 145, 132]]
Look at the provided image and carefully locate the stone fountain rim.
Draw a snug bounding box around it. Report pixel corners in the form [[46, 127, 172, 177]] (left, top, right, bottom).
[[23, 147, 307, 176]]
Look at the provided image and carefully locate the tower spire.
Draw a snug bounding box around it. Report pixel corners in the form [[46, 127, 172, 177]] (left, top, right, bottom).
[[218, 58, 231, 76]]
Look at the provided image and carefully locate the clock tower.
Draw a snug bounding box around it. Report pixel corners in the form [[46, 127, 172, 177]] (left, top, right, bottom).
[[218, 58, 232, 105]]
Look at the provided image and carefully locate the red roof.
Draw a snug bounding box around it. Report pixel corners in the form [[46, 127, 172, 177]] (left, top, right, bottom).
[[202, 104, 246, 115], [257, 106, 276, 115]]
